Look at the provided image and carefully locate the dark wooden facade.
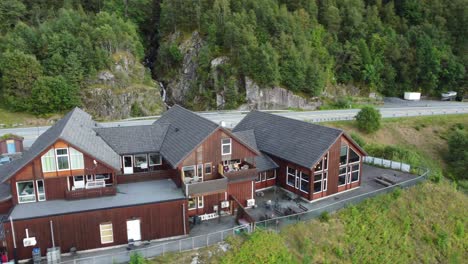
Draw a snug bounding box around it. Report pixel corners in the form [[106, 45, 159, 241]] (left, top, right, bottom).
[[3, 199, 187, 260], [255, 170, 277, 190], [272, 134, 365, 201]]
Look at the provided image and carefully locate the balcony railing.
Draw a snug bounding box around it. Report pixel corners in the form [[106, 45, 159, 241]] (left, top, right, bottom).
[[218, 162, 257, 182], [182, 177, 228, 196], [65, 186, 117, 200]]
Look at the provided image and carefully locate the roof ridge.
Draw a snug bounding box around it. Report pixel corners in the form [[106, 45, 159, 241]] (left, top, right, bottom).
[[169, 104, 219, 127]]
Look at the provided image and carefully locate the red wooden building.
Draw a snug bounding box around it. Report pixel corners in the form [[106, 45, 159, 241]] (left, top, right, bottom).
[[0, 105, 365, 261]]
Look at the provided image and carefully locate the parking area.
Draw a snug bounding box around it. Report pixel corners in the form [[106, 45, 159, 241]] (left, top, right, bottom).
[[247, 164, 417, 221]]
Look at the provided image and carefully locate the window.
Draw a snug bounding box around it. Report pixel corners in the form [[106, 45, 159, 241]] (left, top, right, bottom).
[[36, 180, 46, 201], [340, 146, 348, 166], [197, 196, 204, 208], [300, 172, 310, 193], [6, 140, 16, 154], [323, 154, 328, 170], [204, 163, 212, 175], [314, 160, 322, 172], [100, 223, 114, 244], [197, 164, 203, 179], [349, 148, 360, 163], [351, 164, 360, 182], [73, 175, 85, 189], [313, 172, 327, 193], [338, 167, 347, 186], [287, 167, 296, 187], [183, 166, 196, 179], [96, 174, 111, 180], [41, 149, 56, 172], [86, 175, 94, 182], [56, 148, 70, 170], [188, 197, 196, 210], [134, 154, 148, 169], [267, 170, 276, 180], [221, 138, 232, 155], [69, 147, 84, 170], [17, 181, 36, 203], [149, 153, 162, 166]]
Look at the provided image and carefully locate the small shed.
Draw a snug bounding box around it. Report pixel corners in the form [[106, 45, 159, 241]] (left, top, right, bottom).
[[0, 134, 24, 155]]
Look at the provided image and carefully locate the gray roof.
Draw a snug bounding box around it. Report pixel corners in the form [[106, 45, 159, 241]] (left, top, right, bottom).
[[233, 111, 343, 168], [0, 183, 11, 202], [9, 179, 184, 220], [0, 108, 121, 183], [95, 124, 169, 155], [233, 130, 278, 172], [154, 105, 219, 167]]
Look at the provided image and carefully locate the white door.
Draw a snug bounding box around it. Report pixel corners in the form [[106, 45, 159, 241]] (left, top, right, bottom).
[[126, 219, 141, 241], [123, 156, 133, 174]]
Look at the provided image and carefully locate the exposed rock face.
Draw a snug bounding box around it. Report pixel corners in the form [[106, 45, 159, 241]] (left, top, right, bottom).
[[82, 86, 164, 120], [166, 31, 204, 104], [83, 51, 164, 119], [240, 78, 321, 110]]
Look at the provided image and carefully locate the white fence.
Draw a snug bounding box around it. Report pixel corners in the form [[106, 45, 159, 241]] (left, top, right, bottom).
[[363, 156, 411, 172]]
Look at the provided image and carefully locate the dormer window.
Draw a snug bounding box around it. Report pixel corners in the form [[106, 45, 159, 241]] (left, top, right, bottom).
[[221, 138, 232, 155]]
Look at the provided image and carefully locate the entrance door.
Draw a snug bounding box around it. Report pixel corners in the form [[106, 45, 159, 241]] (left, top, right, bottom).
[[126, 219, 141, 241], [123, 156, 133, 174]]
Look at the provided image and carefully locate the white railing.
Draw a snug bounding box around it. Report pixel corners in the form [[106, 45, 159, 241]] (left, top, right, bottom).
[[363, 156, 411, 172]]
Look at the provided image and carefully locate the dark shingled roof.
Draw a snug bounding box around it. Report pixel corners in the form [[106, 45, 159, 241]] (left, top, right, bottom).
[[95, 124, 169, 155], [233, 111, 343, 169], [233, 130, 278, 172], [154, 105, 220, 167], [0, 108, 121, 183]]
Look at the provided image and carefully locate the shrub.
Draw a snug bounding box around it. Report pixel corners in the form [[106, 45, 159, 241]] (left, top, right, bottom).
[[319, 211, 330, 222], [446, 129, 468, 181], [355, 106, 381, 133], [129, 252, 149, 264], [350, 132, 366, 147]]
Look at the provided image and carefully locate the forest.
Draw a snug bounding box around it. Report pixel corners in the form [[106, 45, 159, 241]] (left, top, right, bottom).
[[0, 0, 466, 114]]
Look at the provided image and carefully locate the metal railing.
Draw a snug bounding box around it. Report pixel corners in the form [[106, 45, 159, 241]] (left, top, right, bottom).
[[60, 167, 429, 264]]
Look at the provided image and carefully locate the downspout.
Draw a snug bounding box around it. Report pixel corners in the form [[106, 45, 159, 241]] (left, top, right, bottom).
[[9, 216, 18, 264], [49, 220, 55, 248], [182, 203, 187, 235]]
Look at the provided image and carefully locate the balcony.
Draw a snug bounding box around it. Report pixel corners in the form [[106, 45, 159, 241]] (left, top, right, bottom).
[[182, 177, 228, 196], [65, 186, 117, 200], [218, 161, 257, 182]]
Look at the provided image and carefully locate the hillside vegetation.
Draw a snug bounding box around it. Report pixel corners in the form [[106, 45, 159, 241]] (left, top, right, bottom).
[[150, 115, 468, 264], [0, 0, 467, 115]]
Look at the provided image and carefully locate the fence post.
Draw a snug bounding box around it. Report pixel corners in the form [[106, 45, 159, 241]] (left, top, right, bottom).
[[206, 234, 209, 247], [162, 244, 165, 256], [192, 237, 194, 250], [179, 240, 182, 252], [221, 230, 224, 241]]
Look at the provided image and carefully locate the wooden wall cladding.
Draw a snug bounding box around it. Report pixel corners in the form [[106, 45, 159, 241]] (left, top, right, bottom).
[[3, 199, 187, 260], [0, 198, 12, 214], [227, 181, 253, 207]]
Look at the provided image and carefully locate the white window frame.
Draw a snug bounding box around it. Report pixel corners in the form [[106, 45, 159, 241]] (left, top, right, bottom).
[[197, 196, 204, 208], [134, 154, 148, 169], [338, 166, 347, 187], [188, 197, 197, 210], [56, 148, 70, 171], [16, 180, 36, 204], [221, 138, 232, 155], [286, 167, 296, 187], [73, 175, 85, 189], [182, 165, 196, 181], [86, 175, 94, 182], [149, 153, 162, 166], [36, 180, 46, 201], [41, 149, 56, 173], [204, 163, 212, 175], [350, 164, 360, 183], [197, 164, 203, 181], [299, 172, 310, 194], [267, 170, 277, 180], [69, 147, 84, 170], [100, 223, 114, 244]]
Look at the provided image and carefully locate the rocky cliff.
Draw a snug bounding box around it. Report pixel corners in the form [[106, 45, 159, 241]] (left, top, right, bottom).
[[82, 51, 164, 120]]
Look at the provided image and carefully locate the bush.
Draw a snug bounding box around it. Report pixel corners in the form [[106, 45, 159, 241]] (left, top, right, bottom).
[[446, 128, 468, 181], [355, 106, 381, 133], [129, 252, 149, 264], [350, 132, 366, 147], [319, 211, 330, 222]]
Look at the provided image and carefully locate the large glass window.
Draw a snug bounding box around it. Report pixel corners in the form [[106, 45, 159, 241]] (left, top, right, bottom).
[[100, 223, 114, 244], [6, 140, 16, 154], [36, 180, 46, 201], [338, 167, 347, 186], [221, 138, 232, 155], [149, 153, 162, 166], [287, 167, 296, 187], [69, 147, 84, 170], [134, 154, 148, 169], [313, 172, 328, 193], [41, 149, 56, 172], [340, 146, 348, 166], [349, 148, 360, 163], [300, 172, 310, 193], [197, 196, 204, 208], [351, 164, 360, 182], [188, 197, 196, 210], [183, 166, 196, 181], [17, 181, 35, 203], [56, 148, 70, 170]]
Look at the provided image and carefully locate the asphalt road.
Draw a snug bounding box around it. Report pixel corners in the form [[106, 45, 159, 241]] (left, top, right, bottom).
[[2, 99, 468, 148]]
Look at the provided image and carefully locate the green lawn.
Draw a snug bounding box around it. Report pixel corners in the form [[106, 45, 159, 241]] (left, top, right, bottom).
[[0, 108, 61, 128]]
